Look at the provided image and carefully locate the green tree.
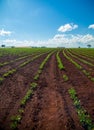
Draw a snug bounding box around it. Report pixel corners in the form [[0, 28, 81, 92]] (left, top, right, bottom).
[[87, 44, 91, 48], [1, 44, 5, 47]]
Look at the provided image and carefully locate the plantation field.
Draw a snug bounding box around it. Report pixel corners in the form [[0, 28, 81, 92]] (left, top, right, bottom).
[[0, 48, 94, 130]]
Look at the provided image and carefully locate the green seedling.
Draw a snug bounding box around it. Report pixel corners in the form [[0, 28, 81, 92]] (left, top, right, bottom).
[[82, 70, 90, 76], [20, 89, 33, 106], [34, 74, 39, 80], [56, 52, 65, 70], [69, 88, 94, 130], [91, 77, 94, 82], [11, 115, 21, 122], [10, 121, 18, 130], [63, 74, 69, 81], [68, 88, 77, 99], [30, 82, 37, 89], [0, 77, 4, 85], [3, 69, 16, 78], [38, 69, 42, 74], [0, 62, 8, 67], [18, 109, 24, 114], [10, 115, 22, 129], [0, 63, 3, 67]]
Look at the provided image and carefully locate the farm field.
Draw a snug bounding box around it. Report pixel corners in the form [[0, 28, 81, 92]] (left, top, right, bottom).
[[0, 48, 94, 130]]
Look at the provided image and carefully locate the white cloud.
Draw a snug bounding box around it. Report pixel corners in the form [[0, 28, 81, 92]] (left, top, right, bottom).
[[88, 24, 94, 29], [0, 29, 12, 36], [51, 34, 94, 47], [3, 39, 33, 47], [58, 23, 78, 32], [46, 34, 94, 47], [1, 34, 94, 48]]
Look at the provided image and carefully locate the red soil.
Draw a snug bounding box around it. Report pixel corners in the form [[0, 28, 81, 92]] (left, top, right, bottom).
[[0, 51, 94, 130]]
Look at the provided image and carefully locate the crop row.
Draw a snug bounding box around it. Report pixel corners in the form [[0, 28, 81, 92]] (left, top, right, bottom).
[[34, 51, 54, 80], [10, 51, 54, 129], [70, 48, 94, 57], [70, 49, 94, 60], [67, 49, 94, 67], [69, 88, 94, 130], [56, 51, 65, 70], [63, 50, 94, 82], [0, 48, 53, 67], [56, 52, 69, 82], [0, 48, 53, 57], [68, 49, 94, 63], [0, 53, 34, 67], [56, 51, 94, 129], [0, 51, 50, 85], [0, 48, 33, 57]]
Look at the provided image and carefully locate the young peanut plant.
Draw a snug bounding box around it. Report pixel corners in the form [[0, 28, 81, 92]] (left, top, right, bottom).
[[63, 74, 69, 82], [56, 52, 65, 70], [69, 88, 94, 130], [34, 51, 54, 80]]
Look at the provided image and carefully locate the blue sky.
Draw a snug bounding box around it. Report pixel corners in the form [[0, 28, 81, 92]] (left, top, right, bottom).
[[0, 0, 94, 47]]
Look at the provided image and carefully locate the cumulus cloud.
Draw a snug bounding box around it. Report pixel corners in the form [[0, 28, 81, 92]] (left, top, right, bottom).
[[53, 34, 94, 44], [0, 29, 12, 36], [1, 34, 94, 48], [88, 24, 94, 29], [58, 23, 78, 32], [47, 34, 94, 47], [3, 39, 33, 47]]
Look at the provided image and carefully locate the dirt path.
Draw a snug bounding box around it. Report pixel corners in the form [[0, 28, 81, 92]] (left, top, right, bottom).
[[18, 54, 83, 130]]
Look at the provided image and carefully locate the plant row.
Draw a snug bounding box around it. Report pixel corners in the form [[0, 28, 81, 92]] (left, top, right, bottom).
[[0, 48, 56, 57], [34, 51, 54, 80], [69, 88, 94, 130], [63, 50, 94, 82], [10, 82, 37, 129], [10, 51, 54, 129], [69, 49, 94, 63], [0, 69, 16, 84], [56, 51, 65, 70], [0, 54, 31, 67], [56, 52, 69, 82], [0, 52, 49, 85], [0, 52, 41, 67], [19, 52, 45, 67], [70, 48, 94, 58], [67, 49, 94, 67]]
